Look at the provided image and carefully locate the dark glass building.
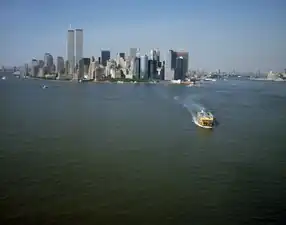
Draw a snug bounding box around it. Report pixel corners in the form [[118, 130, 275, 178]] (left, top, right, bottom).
[[171, 50, 177, 70], [78, 58, 84, 79], [176, 51, 189, 78], [175, 57, 184, 80], [134, 57, 141, 80], [148, 60, 155, 80], [101, 50, 110, 66], [119, 53, 125, 59]]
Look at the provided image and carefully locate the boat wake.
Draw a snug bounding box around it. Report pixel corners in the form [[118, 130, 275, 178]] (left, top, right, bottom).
[[173, 95, 208, 125]]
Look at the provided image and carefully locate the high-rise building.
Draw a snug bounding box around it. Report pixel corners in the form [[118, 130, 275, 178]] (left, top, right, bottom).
[[176, 51, 189, 78], [89, 56, 96, 80], [75, 29, 83, 68], [140, 55, 148, 80], [148, 60, 156, 80], [83, 58, 90, 76], [164, 50, 176, 80], [175, 56, 184, 80], [67, 29, 75, 75], [56, 57, 65, 74], [101, 50, 110, 66], [119, 52, 125, 59], [64, 60, 69, 75], [78, 58, 84, 80], [31, 59, 39, 77], [129, 48, 138, 59], [44, 53, 53, 73], [38, 60, 44, 68], [134, 57, 141, 79], [155, 49, 160, 62], [24, 64, 29, 76]]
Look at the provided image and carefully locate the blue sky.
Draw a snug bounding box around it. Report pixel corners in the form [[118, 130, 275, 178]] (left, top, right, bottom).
[[1, 0, 285, 72]]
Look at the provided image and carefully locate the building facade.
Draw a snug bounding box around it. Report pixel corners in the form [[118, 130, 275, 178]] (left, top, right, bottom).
[[140, 55, 148, 80], [129, 48, 139, 59], [176, 51, 189, 79], [67, 29, 75, 75], [44, 53, 53, 73], [175, 56, 184, 80], [119, 52, 125, 59], [75, 29, 83, 68], [101, 50, 110, 66], [31, 59, 39, 77], [56, 56, 65, 74], [134, 57, 141, 79]]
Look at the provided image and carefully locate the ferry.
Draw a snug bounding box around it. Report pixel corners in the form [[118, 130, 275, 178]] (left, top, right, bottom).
[[194, 109, 215, 129]]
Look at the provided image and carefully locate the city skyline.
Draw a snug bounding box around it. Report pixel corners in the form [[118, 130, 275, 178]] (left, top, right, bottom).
[[1, 0, 285, 72]]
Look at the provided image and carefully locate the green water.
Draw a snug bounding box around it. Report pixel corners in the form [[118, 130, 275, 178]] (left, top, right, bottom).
[[0, 74, 285, 224]]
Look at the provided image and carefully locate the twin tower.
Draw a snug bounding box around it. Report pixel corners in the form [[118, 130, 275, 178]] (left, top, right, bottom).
[[67, 28, 83, 74]]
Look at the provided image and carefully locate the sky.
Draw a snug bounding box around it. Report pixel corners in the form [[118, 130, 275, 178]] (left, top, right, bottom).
[[0, 0, 285, 72]]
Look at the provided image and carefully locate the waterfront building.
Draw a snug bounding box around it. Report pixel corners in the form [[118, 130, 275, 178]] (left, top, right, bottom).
[[148, 60, 156, 80], [175, 56, 184, 80], [56, 57, 65, 74], [176, 51, 189, 79], [75, 29, 83, 68], [129, 48, 138, 59], [31, 59, 39, 77], [119, 52, 125, 59], [101, 50, 110, 67], [140, 55, 148, 80], [67, 29, 75, 75], [134, 57, 141, 79], [164, 50, 176, 80]]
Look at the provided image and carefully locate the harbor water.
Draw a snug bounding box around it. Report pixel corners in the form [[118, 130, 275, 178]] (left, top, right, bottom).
[[0, 73, 285, 225]]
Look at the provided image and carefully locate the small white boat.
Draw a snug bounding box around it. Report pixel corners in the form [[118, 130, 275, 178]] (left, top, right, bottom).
[[204, 78, 216, 82], [1, 76, 6, 80], [42, 85, 48, 89]]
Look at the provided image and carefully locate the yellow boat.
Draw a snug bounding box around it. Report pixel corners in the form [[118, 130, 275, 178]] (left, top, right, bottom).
[[194, 110, 215, 129]]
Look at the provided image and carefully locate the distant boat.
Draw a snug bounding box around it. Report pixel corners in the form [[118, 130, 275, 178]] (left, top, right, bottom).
[[42, 84, 48, 89], [204, 78, 216, 82], [1, 76, 6, 80]]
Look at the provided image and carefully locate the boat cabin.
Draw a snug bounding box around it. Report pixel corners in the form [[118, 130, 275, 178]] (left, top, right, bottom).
[[197, 111, 214, 127]]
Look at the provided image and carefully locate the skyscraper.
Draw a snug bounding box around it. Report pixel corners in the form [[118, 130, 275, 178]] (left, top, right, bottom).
[[176, 51, 189, 78], [164, 50, 176, 80], [129, 48, 138, 59], [31, 59, 39, 77], [175, 56, 184, 80], [75, 29, 83, 68], [119, 53, 125, 59], [67, 29, 75, 74], [101, 50, 110, 66], [83, 58, 90, 76], [44, 53, 53, 73], [134, 57, 141, 80], [148, 60, 155, 80], [56, 56, 65, 74], [140, 55, 148, 80], [155, 49, 160, 62]]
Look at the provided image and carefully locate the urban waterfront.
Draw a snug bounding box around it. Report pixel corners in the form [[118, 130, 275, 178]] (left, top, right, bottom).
[[0, 73, 285, 225]]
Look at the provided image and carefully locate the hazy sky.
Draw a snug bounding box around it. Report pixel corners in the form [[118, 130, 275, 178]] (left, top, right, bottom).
[[1, 0, 285, 72]]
